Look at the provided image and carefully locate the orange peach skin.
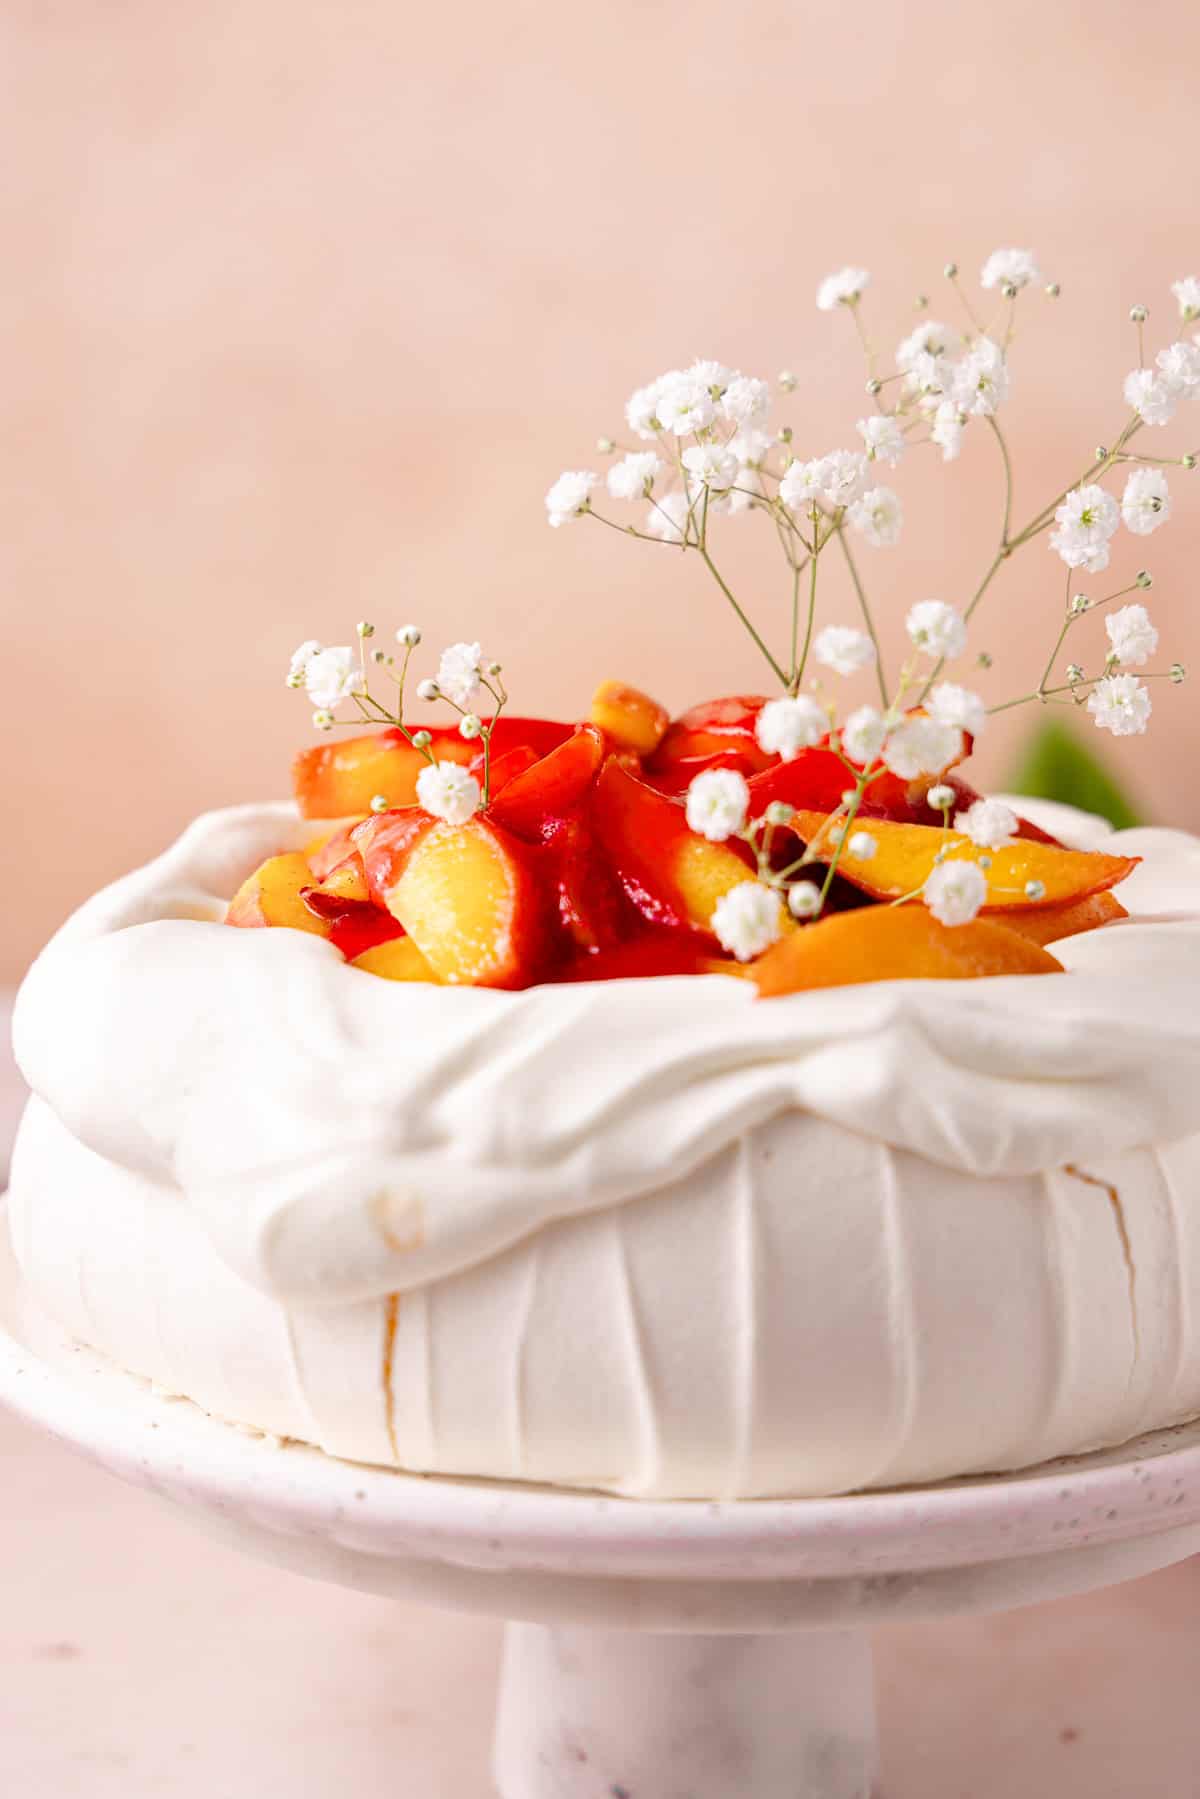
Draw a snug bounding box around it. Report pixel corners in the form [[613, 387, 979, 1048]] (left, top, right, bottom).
[[225, 852, 331, 937], [589, 757, 758, 938], [363, 813, 550, 988], [753, 905, 1063, 997], [488, 725, 606, 842], [589, 680, 670, 756], [999, 890, 1128, 945], [790, 811, 1139, 910], [294, 719, 571, 819]]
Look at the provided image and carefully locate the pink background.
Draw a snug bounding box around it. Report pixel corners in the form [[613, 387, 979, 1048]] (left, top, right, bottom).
[[4, 0, 1199, 982]]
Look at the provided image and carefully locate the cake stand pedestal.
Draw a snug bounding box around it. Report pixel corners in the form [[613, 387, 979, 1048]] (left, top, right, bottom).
[[3, 1221, 1200, 1799]]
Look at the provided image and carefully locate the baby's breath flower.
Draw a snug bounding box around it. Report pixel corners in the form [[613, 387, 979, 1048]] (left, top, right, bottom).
[[1124, 367, 1179, 427], [625, 373, 677, 440], [688, 358, 734, 391], [1025, 879, 1046, 901], [926, 782, 955, 811], [396, 624, 422, 648], [841, 705, 888, 766], [765, 800, 795, 826], [883, 716, 963, 780], [730, 427, 772, 467], [644, 491, 690, 543], [906, 599, 967, 660], [847, 831, 877, 860], [1105, 603, 1159, 668], [606, 451, 662, 502], [779, 458, 826, 513], [411, 729, 432, 749], [312, 709, 335, 732], [787, 880, 823, 919], [725, 465, 766, 514], [437, 642, 486, 709], [458, 714, 483, 740], [682, 443, 740, 492], [416, 678, 440, 702], [813, 625, 878, 677], [685, 767, 750, 842], [287, 639, 321, 688], [816, 266, 870, 311], [720, 374, 771, 425], [778, 369, 798, 392], [304, 646, 365, 710], [956, 797, 1018, 850], [416, 760, 481, 825], [954, 338, 1008, 416], [924, 860, 988, 926], [848, 485, 903, 547], [655, 373, 717, 436], [755, 695, 827, 760], [545, 470, 598, 527], [369, 793, 390, 813], [356, 620, 374, 639], [1087, 673, 1152, 736], [1171, 277, 1200, 322], [1157, 341, 1200, 395], [895, 320, 961, 376], [980, 248, 1041, 291], [931, 401, 967, 462], [712, 881, 785, 961], [820, 450, 869, 509], [1049, 484, 1120, 572], [857, 414, 906, 467], [927, 681, 987, 739]]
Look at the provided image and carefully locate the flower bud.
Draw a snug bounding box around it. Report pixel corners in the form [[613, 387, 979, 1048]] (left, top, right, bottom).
[[412, 729, 432, 749], [943, 261, 959, 279], [416, 678, 440, 702], [370, 794, 389, 814], [1129, 304, 1148, 323], [926, 784, 955, 811], [1001, 281, 1018, 300], [356, 621, 374, 638], [1025, 880, 1046, 901], [777, 425, 793, 444], [312, 710, 334, 732], [459, 714, 482, 740], [866, 377, 882, 396], [1184, 453, 1197, 471], [1070, 592, 1089, 614], [1045, 281, 1061, 298], [1171, 662, 1187, 684], [787, 881, 822, 919], [765, 801, 795, 826], [778, 370, 798, 392], [914, 293, 929, 310], [1136, 569, 1153, 589], [396, 625, 422, 648], [596, 436, 616, 455]]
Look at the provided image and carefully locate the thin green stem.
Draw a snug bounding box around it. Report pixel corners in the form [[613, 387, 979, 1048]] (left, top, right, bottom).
[[699, 546, 788, 686], [835, 527, 889, 704]]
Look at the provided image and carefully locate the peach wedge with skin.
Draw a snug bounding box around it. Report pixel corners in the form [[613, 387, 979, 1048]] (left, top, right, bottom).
[[752, 905, 1063, 997], [371, 814, 549, 988], [349, 936, 438, 982], [589, 757, 759, 938], [997, 889, 1128, 946], [790, 811, 1139, 911], [225, 853, 331, 938], [589, 680, 671, 756]]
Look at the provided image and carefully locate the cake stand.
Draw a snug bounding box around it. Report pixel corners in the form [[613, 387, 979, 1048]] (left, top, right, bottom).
[[3, 1214, 1200, 1799]]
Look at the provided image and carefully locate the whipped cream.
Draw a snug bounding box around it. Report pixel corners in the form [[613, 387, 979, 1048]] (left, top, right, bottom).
[[9, 798, 1200, 1496]]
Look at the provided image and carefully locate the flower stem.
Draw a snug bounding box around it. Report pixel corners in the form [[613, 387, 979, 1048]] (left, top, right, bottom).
[[698, 545, 789, 686], [835, 526, 889, 705]]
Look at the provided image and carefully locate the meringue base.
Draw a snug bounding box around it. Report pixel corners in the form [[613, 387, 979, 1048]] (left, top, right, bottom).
[[11, 1095, 1200, 1499]]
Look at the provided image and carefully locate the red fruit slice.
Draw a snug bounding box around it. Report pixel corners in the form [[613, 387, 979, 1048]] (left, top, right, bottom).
[[489, 725, 607, 843]]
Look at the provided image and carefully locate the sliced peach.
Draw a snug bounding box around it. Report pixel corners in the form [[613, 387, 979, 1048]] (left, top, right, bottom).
[[648, 695, 774, 780], [353, 808, 439, 904], [789, 810, 1139, 912], [311, 857, 370, 907], [998, 890, 1128, 946], [589, 680, 671, 756], [293, 719, 572, 819], [349, 936, 438, 982], [589, 757, 758, 938], [375, 815, 550, 988], [548, 818, 632, 953], [226, 853, 330, 937], [306, 820, 368, 880], [752, 905, 1063, 997], [473, 744, 541, 796], [488, 725, 606, 842]]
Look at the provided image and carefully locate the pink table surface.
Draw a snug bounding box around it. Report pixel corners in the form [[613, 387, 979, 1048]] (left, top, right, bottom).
[[1, 1403, 1198, 1797]]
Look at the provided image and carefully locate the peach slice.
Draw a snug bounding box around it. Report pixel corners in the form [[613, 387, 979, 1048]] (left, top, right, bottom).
[[649, 694, 774, 781], [293, 719, 572, 819], [548, 818, 632, 953], [998, 890, 1128, 946], [752, 905, 1063, 997], [589, 757, 759, 937], [488, 725, 606, 842], [368, 814, 550, 988], [349, 936, 438, 982], [473, 744, 541, 796], [589, 680, 671, 756], [557, 933, 750, 982], [226, 853, 331, 938], [789, 810, 1139, 911]]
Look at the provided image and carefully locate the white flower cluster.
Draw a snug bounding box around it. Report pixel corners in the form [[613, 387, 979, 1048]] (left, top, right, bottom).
[[286, 627, 517, 824]]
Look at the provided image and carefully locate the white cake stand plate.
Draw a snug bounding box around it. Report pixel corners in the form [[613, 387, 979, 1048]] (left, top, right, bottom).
[[3, 1220, 1200, 1799]]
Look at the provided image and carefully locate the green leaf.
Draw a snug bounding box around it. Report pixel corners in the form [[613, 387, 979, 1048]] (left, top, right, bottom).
[[1006, 717, 1144, 830]]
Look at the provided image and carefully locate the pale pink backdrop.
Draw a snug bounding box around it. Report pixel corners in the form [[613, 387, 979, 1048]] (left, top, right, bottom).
[[3, 0, 1198, 983]]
